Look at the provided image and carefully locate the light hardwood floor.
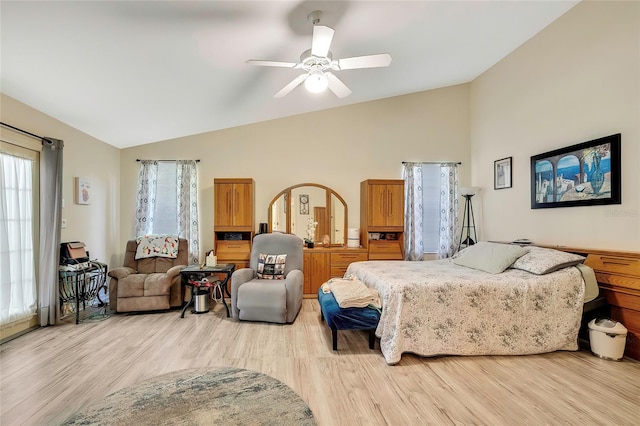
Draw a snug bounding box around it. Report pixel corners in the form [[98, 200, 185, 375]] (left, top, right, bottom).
[[1, 300, 639, 425]]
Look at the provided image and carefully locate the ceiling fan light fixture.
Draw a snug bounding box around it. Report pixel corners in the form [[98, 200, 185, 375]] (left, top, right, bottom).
[[247, 10, 391, 98], [304, 70, 328, 93]]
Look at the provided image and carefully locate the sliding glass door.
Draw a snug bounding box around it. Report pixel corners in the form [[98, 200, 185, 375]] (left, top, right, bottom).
[[0, 141, 39, 339]]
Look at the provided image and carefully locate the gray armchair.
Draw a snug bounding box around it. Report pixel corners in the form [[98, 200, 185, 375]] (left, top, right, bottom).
[[231, 233, 304, 324]]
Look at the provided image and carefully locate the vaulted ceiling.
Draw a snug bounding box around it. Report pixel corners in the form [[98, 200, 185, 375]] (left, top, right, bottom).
[[1, 1, 578, 148]]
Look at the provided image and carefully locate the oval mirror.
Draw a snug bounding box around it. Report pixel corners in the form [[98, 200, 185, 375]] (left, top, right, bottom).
[[268, 183, 347, 246]]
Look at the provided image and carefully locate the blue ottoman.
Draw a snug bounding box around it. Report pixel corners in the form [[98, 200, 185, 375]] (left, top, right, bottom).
[[318, 288, 381, 350]]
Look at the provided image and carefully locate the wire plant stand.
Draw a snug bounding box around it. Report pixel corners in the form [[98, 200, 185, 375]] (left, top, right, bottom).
[[59, 261, 110, 324]]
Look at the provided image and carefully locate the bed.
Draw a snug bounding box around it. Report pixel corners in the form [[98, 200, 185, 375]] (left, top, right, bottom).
[[345, 243, 597, 364]]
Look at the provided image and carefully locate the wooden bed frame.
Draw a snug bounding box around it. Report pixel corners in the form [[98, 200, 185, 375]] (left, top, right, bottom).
[[543, 245, 640, 361]]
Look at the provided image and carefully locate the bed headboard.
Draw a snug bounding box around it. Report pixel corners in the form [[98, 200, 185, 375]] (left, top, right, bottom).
[[543, 245, 640, 361]]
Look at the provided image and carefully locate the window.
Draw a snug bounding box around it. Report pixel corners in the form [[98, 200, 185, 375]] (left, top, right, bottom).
[[405, 161, 459, 260], [135, 160, 199, 264], [421, 164, 441, 253], [152, 162, 178, 235]]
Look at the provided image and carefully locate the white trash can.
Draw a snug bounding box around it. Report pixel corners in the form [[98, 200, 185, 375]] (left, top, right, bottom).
[[588, 318, 627, 361]]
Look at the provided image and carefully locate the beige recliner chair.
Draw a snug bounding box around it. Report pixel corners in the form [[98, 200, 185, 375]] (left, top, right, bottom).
[[108, 239, 188, 312]]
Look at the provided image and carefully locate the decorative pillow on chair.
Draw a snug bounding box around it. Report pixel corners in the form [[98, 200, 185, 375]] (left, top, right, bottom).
[[135, 235, 179, 260], [257, 253, 287, 280]]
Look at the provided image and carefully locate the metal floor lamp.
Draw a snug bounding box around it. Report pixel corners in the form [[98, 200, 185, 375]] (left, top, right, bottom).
[[458, 187, 480, 249]]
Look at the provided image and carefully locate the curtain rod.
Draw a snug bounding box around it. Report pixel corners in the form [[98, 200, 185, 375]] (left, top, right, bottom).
[[0, 121, 44, 141], [136, 159, 200, 163], [402, 161, 462, 165]]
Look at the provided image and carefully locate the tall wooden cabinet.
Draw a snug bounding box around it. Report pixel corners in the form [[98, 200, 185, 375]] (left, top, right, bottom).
[[214, 178, 254, 270], [360, 179, 404, 260]]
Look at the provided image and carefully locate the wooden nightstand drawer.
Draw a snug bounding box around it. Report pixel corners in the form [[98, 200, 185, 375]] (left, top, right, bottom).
[[586, 255, 640, 277], [595, 273, 640, 293], [586, 254, 640, 292]]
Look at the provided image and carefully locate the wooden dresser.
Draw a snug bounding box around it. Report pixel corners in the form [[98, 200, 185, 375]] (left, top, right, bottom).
[[303, 247, 368, 298], [551, 246, 640, 361]]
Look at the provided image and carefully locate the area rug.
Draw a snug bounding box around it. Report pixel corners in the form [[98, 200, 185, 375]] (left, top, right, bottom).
[[63, 367, 316, 425]]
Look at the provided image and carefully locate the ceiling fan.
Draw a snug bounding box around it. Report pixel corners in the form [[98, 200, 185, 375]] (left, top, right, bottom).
[[246, 11, 392, 98]]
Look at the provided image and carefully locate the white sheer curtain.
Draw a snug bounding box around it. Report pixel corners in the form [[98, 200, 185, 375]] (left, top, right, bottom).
[[135, 160, 199, 265], [135, 160, 158, 237], [176, 160, 199, 264], [403, 162, 424, 260], [438, 164, 459, 258], [39, 138, 64, 326], [403, 161, 460, 261], [0, 152, 37, 325]]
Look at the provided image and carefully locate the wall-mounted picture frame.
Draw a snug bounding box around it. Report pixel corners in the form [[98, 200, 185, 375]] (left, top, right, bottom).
[[530, 133, 621, 209], [74, 177, 91, 205], [494, 157, 512, 190]]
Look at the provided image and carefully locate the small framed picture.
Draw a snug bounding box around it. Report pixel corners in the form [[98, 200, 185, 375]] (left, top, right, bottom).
[[494, 157, 512, 190], [74, 177, 91, 205]]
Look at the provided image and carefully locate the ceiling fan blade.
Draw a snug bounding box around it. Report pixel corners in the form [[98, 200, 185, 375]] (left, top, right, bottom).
[[246, 60, 298, 68], [274, 74, 308, 98], [311, 25, 334, 57], [326, 73, 351, 98], [334, 53, 392, 70]]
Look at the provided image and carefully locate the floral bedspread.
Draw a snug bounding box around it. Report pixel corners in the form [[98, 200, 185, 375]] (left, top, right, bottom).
[[345, 260, 585, 364]]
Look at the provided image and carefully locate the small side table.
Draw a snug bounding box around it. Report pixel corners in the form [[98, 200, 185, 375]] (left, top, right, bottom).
[[59, 261, 108, 324], [180, 264, 236, 318]]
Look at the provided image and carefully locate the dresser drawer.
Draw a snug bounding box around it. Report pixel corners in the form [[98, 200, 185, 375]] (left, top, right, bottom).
[[330, 266, 348, 278], [331, 252, 368, 266]]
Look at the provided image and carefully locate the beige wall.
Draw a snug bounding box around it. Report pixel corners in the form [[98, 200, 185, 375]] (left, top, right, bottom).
[[470, 1, 640, 251], [120, 84, 471, 258], [1, 93, 122, 267], [5, 0, 637, 262]]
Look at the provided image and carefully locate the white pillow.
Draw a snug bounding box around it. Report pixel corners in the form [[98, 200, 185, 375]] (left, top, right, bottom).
[[453, 242, 529, 274]]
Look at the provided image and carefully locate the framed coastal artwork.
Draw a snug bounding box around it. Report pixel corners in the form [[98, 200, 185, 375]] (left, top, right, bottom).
[[530, 133, 621, 209]]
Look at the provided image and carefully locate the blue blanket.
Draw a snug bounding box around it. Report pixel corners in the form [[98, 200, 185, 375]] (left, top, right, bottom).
[[318, 288, 380, 330]]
